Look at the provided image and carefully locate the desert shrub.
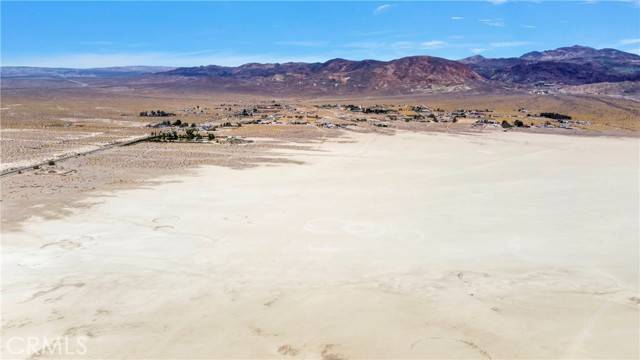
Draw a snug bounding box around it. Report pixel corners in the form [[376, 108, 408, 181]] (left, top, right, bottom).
[[501, 120, 512, 128], [172, 119, 182, 126], [48, 160, 55, 166], [514, 119, 524, 127]]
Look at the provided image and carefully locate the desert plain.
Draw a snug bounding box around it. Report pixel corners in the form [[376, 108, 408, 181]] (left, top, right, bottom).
[[1, 88, 639, 359]]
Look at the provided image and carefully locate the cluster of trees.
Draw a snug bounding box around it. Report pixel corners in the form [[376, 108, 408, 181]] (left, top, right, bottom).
[[319, 104, 341, 109], [139, 110, 176, 117], [344, 105, 392, 114], [151, 129, 215, 142], [156, 119, 197, 127], [362, 107, 390, 114], [221, 121, 241, 127], [174, 119, 198, 127], [184, 128, 199, 140], [502, 119, 527, 128], [539, 112, 572, 121], [238, 108, 257, 116]]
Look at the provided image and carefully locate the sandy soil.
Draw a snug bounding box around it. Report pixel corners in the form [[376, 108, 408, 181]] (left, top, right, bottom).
[[0, 137, 324, 231], [1, 131, 639, 359]]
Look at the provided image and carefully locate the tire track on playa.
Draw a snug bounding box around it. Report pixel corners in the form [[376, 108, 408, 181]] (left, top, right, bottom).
[[27, 214, 222, 279], [410, 337, 492, 359], [21, 279, 86, 303], [563, 299, 613, 358]]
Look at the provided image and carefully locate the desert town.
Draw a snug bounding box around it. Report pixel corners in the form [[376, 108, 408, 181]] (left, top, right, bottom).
[[0, 97, 603, 177], [149, 102, 590, 132]]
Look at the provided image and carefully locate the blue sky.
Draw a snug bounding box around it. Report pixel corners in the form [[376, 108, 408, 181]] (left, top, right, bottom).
[[2, 1, 639, 68]]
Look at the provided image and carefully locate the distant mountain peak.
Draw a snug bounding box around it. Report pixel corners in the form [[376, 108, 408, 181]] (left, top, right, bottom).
[[564, 44, 594, 50], [520, 45, 638, 62], [459, 55, 487, 64], [324, 57, 350, 63], [463, 45, 640, 85]]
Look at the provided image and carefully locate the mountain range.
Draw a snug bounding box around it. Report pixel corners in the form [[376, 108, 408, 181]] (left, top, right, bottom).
[[2, 45, 639, 95], [159, 56, 483, 94], [460, 45, 640, 85], [0, 66, 175, 78]]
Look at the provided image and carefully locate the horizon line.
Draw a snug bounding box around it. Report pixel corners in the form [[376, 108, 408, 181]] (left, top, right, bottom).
[[1, 45, 638, 69]]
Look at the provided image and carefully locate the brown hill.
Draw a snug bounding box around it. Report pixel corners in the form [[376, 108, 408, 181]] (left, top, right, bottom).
[[159, 56, 484, 95]]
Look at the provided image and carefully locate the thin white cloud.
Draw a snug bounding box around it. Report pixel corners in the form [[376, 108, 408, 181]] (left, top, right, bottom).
[[522, 24, 537, 29], [628, 48, 640, 54], [620, 38, 640, 45], [421, 40, 447, 49], [342, 41, 383, 50], [467, 40, 531, 55], [489, 41, 531, 48], [276, 40, 328, 47], [373, 4, 392, 15], [450, 16, 464, 20], [391, 41, 414, 50], [479, 19, 505, 27], [615, 0, 639, 7], [487, 0, 508, 4], [342, 39, 448, 52]]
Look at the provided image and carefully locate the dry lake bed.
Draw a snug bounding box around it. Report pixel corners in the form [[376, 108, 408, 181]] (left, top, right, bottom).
[[2, 130, 638, 359]]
